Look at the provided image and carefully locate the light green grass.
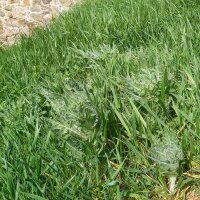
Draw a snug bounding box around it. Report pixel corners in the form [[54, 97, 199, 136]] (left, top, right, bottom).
[[0, 0, 200, 199]]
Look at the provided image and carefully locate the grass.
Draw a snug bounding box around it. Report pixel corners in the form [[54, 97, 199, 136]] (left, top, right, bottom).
[[0, 0, 200, 199]]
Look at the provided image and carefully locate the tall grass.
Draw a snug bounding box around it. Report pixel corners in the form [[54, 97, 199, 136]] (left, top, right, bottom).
[[0, 0, 200, 199]]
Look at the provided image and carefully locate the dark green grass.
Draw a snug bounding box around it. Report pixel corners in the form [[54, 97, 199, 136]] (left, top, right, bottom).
[[1, 0, 200, 199]]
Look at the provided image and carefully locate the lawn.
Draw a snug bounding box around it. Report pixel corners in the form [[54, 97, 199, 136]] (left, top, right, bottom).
[[0, 0, 200, 199]]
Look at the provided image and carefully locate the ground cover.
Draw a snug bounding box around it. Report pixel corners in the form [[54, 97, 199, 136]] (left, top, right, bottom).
[[0, 0, 200, 199]]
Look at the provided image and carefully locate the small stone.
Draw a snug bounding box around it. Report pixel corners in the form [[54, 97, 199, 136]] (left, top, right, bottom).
[[30, 5, 41, 12], [42, 9, 51, 15], [30, 13, 44, 22], [12, 7, 27, 18], [17, 19, 27, 25], [0, 34, 6, 40], [42, 0, 52, 4], [7, 12, 13, 18], [0, 10, 5, 17], [4, 5, 12, 11], [6, 19, 19, 27], [31, 0, 41, 5], [9, 0, 18, 4]]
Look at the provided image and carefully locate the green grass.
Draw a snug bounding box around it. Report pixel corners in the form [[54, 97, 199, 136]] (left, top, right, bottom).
[[0, 0, 200, 199]]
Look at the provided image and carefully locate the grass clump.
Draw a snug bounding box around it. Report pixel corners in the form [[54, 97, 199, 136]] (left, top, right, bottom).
[[0, 0, 200, 199]]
